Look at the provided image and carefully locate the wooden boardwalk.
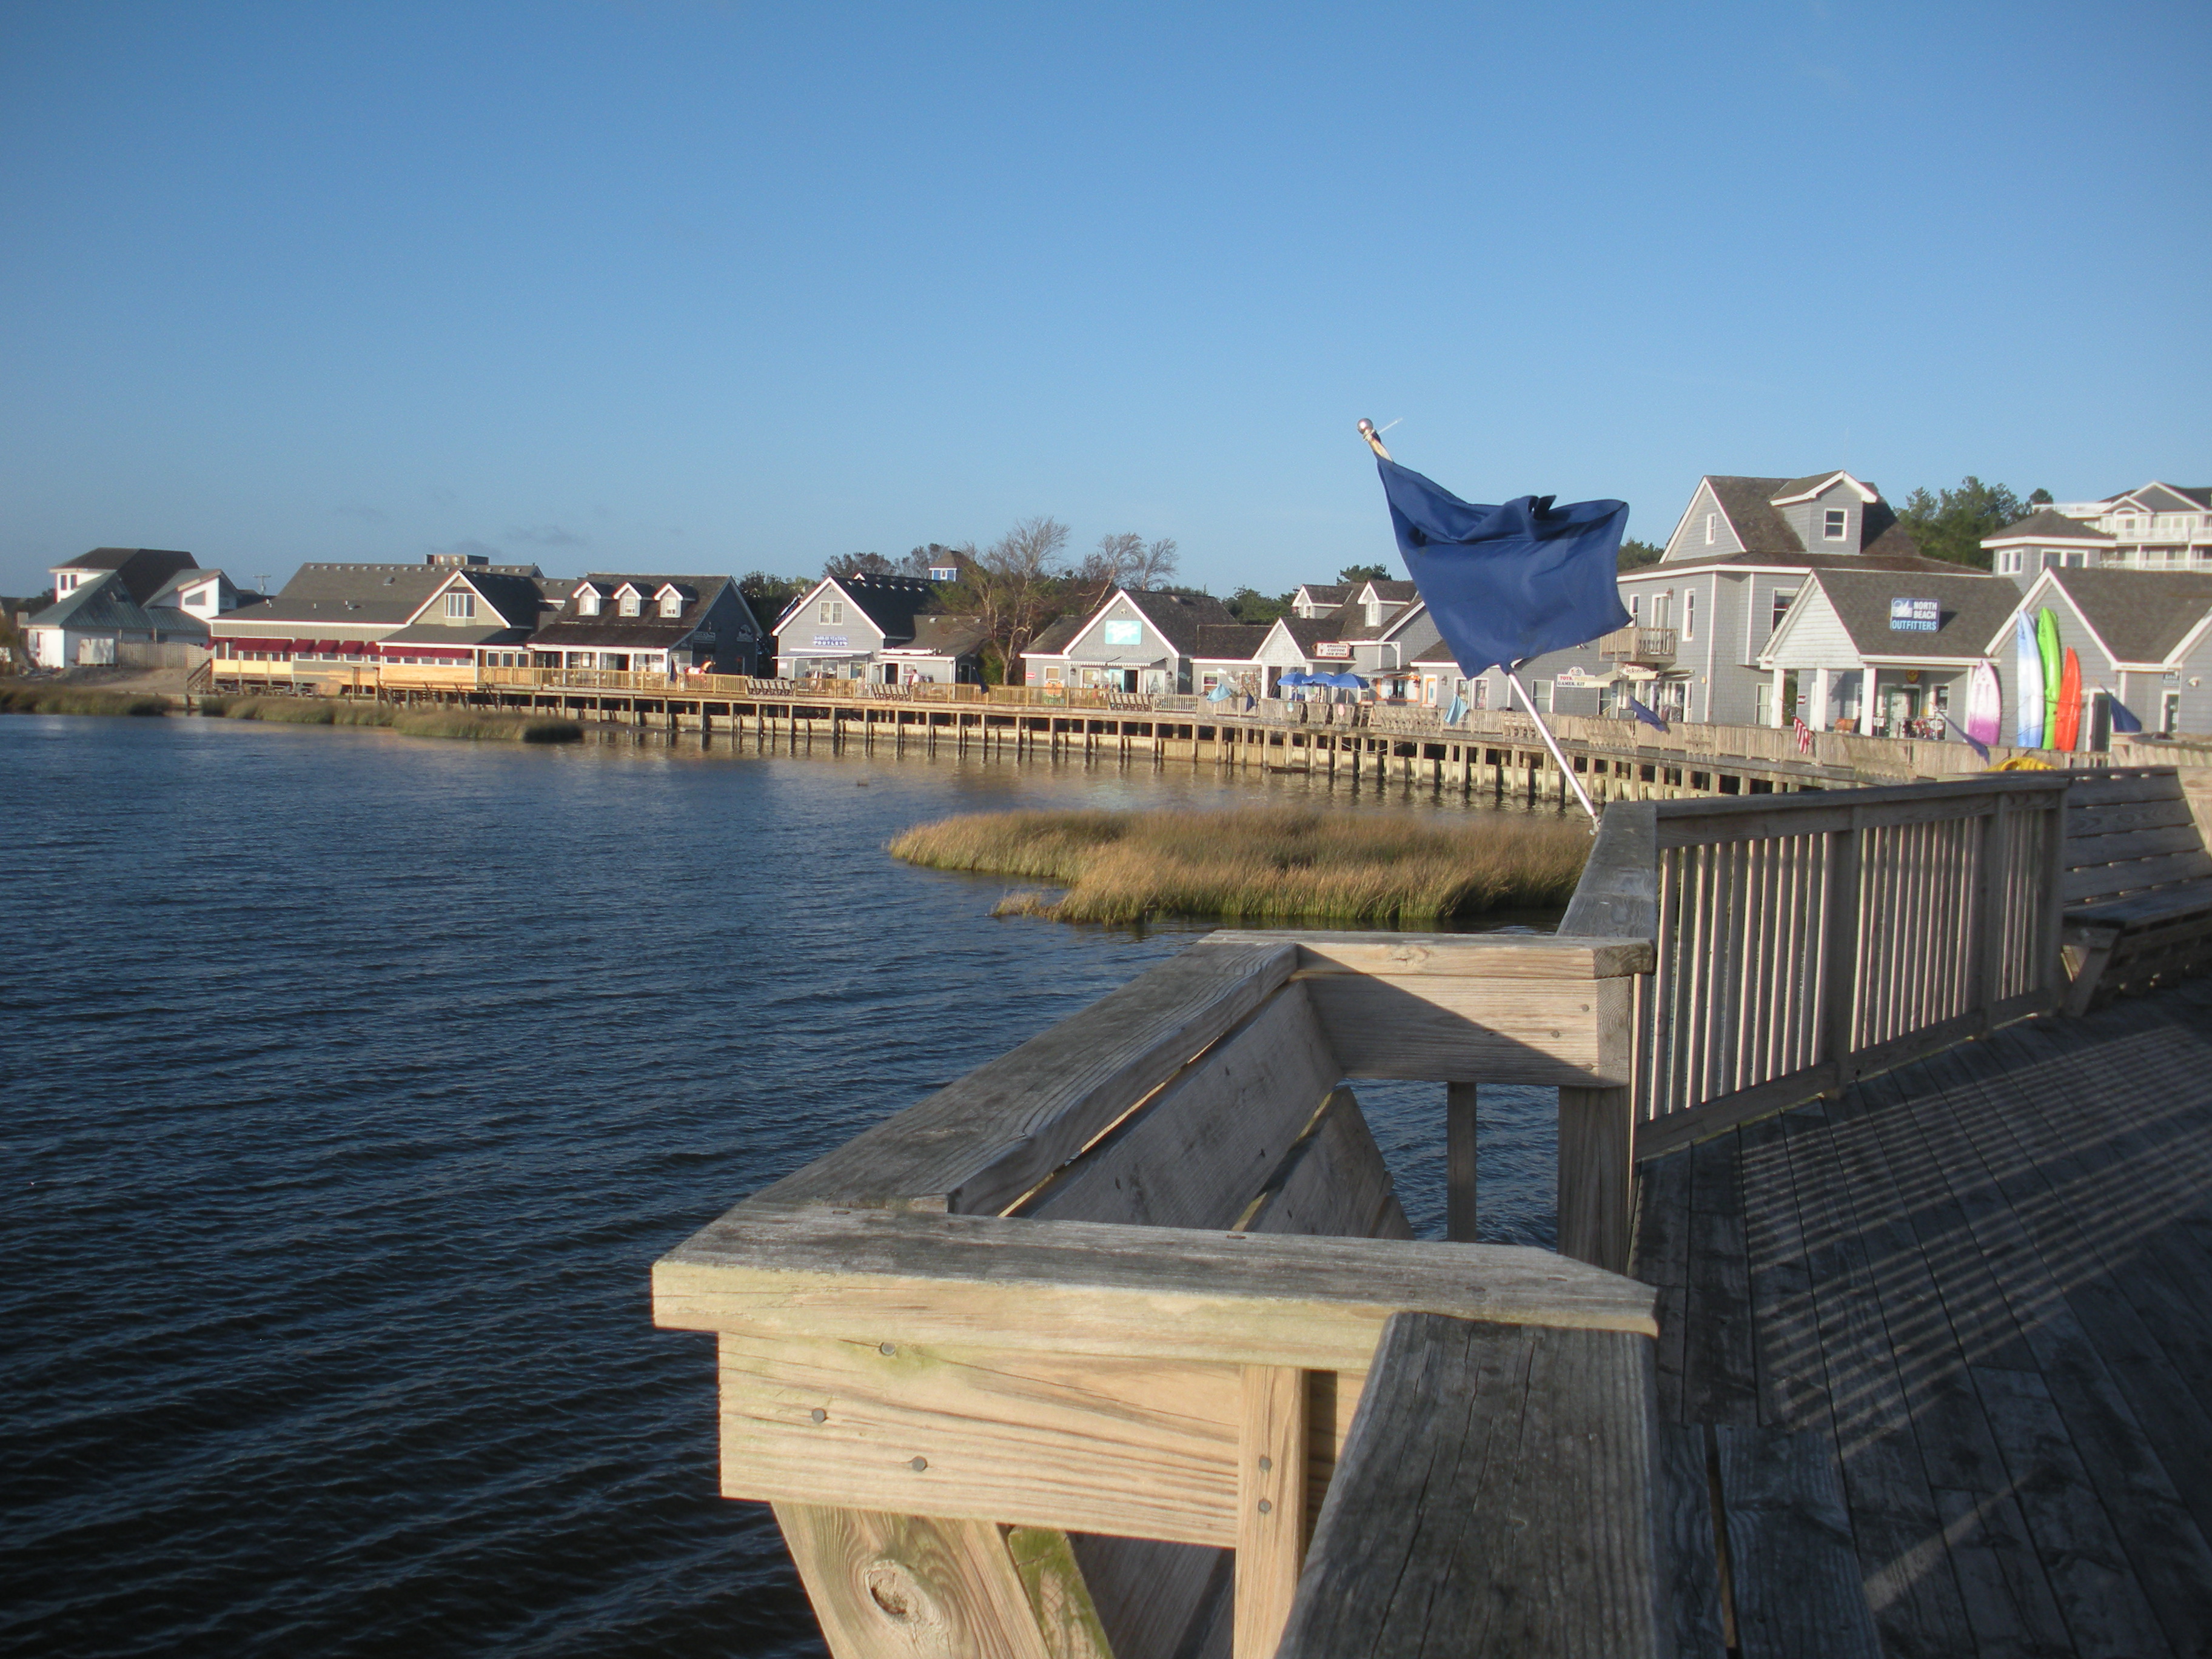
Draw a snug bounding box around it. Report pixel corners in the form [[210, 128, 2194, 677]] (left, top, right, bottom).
[[1638, 975, 2212, 1658]]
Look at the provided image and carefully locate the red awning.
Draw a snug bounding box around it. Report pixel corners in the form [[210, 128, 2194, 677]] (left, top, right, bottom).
[[315, 640, 340, 654]]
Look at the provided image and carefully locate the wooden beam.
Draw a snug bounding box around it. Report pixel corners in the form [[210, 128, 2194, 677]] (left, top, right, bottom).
[[1235, 1366, 1308, 1659], [772, 1502, 1052, 1659], [656, 1207, 1660, 1367], [743, 936, 1300, 1215], [1558, 1084, 1634, 1273], [1298, 971, 1635, 1085]]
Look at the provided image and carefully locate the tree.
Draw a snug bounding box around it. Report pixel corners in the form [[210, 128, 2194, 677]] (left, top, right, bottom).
[[1227, 587, 1295, 626], [1338, 563, 1390, 583], [1899, 477, 2028, 569], [971, 517, 1072, 682], [738, 571, 811, 623], [2028, 488, 2054, 508], [1617, 538, 1663, 571], [1071, 532, 1180, 614], [824, 551, 893, 579]]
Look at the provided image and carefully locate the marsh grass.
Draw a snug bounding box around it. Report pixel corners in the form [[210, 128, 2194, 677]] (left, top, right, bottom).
[[888, 805, 1590, 925], [0, 686, 170, 717], [199, 696, 580, 743]]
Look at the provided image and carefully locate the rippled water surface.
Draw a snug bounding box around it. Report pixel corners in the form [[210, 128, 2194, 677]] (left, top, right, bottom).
[[1, 714, 1565, 1658]]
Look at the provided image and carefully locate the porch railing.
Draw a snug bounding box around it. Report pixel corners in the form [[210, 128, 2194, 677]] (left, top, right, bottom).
[[1561, 774, 2071, 1160]]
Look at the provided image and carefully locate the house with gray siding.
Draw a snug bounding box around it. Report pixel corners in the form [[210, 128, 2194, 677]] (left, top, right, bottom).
[[1757, 569, 2020, 736], [213, 556, 538, 665], [1504, 470, 1991, 726], [533, 572, 760, 674], [1983, 568, 2212, 739], [1017, 588, 1241, 694], [774, 574, 949, 683], [2032, 483, 2212, 572], [1982, 509, 2116, 583]]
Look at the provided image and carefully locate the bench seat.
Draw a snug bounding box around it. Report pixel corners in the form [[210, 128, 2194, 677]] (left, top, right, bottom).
[[2061, 768, 2212, 1013]]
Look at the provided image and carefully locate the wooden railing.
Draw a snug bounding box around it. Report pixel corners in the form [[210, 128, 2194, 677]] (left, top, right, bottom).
[[654, 930, 1660, 1659], [1561, 775, 2071, 1161], [1597, 624, 1677, 663]]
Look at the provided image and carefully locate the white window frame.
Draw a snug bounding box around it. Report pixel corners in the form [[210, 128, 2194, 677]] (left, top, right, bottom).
[[1772, 589, 1796, 634], [619, 592, 642, 617], [1684, 590, 1695, 642], [1823, 508, 1848, 540], [579, 591, 601, 616], [1704, 514, 1716, 545], [820, 599, 843, 624], [444, 590, 475, 620], [660, 593, 682, 618]]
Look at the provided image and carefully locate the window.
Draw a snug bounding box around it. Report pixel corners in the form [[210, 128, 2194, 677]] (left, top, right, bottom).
[[819, 600, 843, 624], [1532, 680, 1553, 712], [928, 565, 960, 581], [1772, 590, 1797, 634], [1823, 508, 1848, 540], [1470, 677, 1487, 709], [2065, 552, 2085, 568], [1704, 514, 1716, 546], [444, 591, 475, 620], [1684, 591, 1695, 641], [660, 593, 681, 618], [578, 591, 600, 616], [1629, 594, 1641, 622], [619, 592, 641, 617]]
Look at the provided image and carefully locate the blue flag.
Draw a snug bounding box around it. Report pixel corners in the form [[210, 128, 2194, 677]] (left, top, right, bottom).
[[2109, 696, 2143, 734], [1205, 680, 1235, 702], [1627, 695, 1668, 732], [1374, 459, 1631, 677], [1444, 693, 1468, 725]]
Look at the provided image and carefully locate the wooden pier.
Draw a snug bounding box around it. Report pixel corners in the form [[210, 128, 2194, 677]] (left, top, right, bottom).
[[645, 766, 2212, 1655]]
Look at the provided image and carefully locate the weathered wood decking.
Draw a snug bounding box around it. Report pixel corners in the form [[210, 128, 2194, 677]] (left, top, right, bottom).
[[1640, 974, 2212, 1657]]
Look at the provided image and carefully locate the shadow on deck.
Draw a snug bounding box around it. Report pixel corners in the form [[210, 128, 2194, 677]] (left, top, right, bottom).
[[1637, 975, 2212, 1657]]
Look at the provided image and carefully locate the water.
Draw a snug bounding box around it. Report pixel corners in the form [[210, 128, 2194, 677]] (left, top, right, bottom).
[[0, 715, 1564, 1658]]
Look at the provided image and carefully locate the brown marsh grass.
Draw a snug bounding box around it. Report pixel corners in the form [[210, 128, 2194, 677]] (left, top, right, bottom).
[[200, 697, 580, 742], [888, 805, 1590, 925], [0, 686, 169, 717]]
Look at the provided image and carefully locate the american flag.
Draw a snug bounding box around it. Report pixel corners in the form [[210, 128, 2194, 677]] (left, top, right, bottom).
[[1791, 717, 1814, 756]]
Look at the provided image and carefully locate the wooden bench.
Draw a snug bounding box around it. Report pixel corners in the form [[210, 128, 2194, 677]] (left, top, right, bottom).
[[2062, 766, 2212, 1014]]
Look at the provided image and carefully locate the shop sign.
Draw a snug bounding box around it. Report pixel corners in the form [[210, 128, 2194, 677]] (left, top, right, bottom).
[[1101, 619, 1143, 646], [811, 634, 849, 648], [1889, 598, 1940, 632], [1556, 667, 1592, 685], [1315, 641, 1352, 659]]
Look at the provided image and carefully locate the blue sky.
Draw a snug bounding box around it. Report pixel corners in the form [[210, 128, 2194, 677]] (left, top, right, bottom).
[[3, 1, 2206, 599]]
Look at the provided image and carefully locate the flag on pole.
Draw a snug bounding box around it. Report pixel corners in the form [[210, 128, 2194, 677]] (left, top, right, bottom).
[[1791, 717, 1814, 756], [1626, 695, 1667, 732], [2109, 697, 2143, 734], [1373, 458, 1631, 677], [1444, 692, 1467, 726]]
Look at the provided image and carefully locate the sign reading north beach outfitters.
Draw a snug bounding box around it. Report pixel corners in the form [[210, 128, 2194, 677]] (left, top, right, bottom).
[[1889, 598, 1940, 632]]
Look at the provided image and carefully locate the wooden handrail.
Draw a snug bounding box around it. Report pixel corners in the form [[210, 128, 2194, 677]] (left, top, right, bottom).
[[1560, 774, 2071, 1160]]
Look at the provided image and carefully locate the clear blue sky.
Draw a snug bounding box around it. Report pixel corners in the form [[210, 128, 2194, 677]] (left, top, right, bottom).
[[4, 1, 2206, 599]]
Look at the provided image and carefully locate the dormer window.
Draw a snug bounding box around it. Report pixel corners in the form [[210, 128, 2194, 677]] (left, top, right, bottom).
[[619, 592, 641, 617], [1823, 509, 1848, 540], [579, 591, 601, 616], [660, 592, 681, 618], [444, 591, 475, 620]]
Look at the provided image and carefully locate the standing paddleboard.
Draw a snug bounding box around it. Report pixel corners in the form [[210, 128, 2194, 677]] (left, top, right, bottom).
[[2016, 615, 2044, 748], [1966, 660, 2002, 748], [2037, 608, 2062, 734], [2054, 647, 2083, 751]]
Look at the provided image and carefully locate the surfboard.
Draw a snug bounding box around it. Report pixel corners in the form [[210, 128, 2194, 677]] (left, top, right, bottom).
[[1966, 660, 2002, 748], [2037, 609, 2062, 735], [2016, 615, 2043, 749], [2054, 647, 2083, 751]]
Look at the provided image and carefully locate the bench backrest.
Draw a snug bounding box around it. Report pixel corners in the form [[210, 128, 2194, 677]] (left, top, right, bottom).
[[2064, 767, 2212, 907]]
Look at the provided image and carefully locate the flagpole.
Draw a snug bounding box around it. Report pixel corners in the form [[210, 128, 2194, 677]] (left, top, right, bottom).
[[1506, 667, 1601, 827]]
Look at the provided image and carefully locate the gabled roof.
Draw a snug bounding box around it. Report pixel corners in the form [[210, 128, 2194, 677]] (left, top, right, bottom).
[[1022, 615, 1085, 657], [25, 571, 157, 632], [411, 568, 546, 629], [1116, 589, 1242, 654], [1294, 583, 1352, 608], [1190, 623, 1270, 661], [1783, 569, 2022, 663], [2108, 482, 2211, 515], [882, 615, 990, 658], [238, 561, 482, 626], [2013, 569, 2212, 666], [1632, 546, 1960, 578], [531, 573, 738, 648], [1259, 615, 1340, 655], [50, 548, 199, 605], [1358, 579, 1420, 603], [1769, 471, 1879, 506], [1982, 509, 2114, 546], [777, 574, 944, 643]]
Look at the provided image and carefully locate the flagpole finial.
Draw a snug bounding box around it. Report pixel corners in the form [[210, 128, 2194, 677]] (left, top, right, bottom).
[[1357, 418, 1392, 461]]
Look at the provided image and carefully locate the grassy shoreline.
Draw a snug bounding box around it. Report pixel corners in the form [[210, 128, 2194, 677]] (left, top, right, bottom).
[[888, 805, 1590, 925], [0, 686, 580, 743]]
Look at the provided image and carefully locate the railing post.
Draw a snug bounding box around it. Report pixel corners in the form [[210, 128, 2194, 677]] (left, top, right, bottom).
[[1446, 1082, 1478, 1243], [1557, 1085, 1634, 1272], [2040, 783, 2069, 1007], [1822, 807, 1863, 1083], [1969, 793, 2008, 1027]]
